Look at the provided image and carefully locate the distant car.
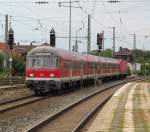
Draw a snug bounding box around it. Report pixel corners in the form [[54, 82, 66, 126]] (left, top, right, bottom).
[[26, 46, 128, 95]]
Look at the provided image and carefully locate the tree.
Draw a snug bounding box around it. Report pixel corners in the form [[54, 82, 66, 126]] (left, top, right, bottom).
[[101, 49, 112, 57], [90, 48, 113, 58]]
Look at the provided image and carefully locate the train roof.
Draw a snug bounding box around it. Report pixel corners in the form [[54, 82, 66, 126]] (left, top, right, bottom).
[[27, 46, 120, 64]]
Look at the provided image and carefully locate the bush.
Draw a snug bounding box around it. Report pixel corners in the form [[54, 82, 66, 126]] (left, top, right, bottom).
[[12, 54, 25, 76], [0, 52, 9, 73], [127, 67, 131, 76]]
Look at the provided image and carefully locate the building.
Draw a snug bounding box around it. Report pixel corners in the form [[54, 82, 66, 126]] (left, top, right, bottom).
[[13, 43, 36, 58], [0, 42, 36, 58], [114, 46, 133, 63]]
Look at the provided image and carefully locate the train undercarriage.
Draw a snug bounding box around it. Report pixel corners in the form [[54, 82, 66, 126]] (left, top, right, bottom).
[[26, 74, 126, 95]]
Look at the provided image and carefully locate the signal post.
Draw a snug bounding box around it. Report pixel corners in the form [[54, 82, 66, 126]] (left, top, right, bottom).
[[8, 28, 14, 86], [97, 32, 104, 87]]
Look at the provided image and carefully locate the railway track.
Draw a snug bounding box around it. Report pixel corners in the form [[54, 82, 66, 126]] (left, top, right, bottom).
[[0, 78, 25, 86], [0, 95, 51, 113], [0, 95, 33, 106], [27, 77, 145, 132]]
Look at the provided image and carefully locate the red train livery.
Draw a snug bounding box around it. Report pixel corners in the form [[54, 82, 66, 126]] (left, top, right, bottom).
[[26, 46, 128, 94]]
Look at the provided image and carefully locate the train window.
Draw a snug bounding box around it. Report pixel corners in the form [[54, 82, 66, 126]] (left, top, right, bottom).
[[33, 58, 40, 68], [80, 62, 84, 68], [64, 61, 71, 69], [27, 56, 41, 68], [94, 63, 97, 69], [27, 55, 59, 68], [42, 56, 59, 68]]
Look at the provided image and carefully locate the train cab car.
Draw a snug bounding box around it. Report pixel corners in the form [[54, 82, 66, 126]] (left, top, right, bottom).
[[26, 46, 61, 94]]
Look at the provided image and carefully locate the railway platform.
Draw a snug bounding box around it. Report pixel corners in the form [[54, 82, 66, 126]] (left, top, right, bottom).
[[87, 82, 150, 132]]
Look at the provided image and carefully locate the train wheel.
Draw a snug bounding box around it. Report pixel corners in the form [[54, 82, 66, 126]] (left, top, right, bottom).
[[35, 90, 39, 95], [35, 90, 41, 96]]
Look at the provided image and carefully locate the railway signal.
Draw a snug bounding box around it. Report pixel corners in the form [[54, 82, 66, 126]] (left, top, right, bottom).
[[8, 28, 14, 49], [8, 28, 14, 86], [50, 28, 56, 47], [97, 33, 103, 51]]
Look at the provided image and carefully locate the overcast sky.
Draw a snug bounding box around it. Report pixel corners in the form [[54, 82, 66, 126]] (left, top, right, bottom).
[[0, 0, 150, 52]]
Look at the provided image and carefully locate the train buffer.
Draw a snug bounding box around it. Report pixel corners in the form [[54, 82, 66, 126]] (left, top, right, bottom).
[[87, 82, 150, 132]]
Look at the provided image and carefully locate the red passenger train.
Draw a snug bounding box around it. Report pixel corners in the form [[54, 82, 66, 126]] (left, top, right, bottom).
[[26, 46, 128, 95]]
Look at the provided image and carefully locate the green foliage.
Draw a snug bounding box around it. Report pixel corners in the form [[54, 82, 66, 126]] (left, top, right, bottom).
[[12, 54, 25, 76], [0, 52, 8, 73], [137, 63, 150, 76], [101, 49, 113, 57], [0, 52, 25, 77], [90, 48, 113, 58], [134, 49, 150, 63], [127, 67, 131, 76]]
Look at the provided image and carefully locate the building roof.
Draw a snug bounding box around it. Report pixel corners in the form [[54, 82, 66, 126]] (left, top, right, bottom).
[[115, 46, 132, 56], [13, 45, 36, 54], [0, 42, 36, 55]]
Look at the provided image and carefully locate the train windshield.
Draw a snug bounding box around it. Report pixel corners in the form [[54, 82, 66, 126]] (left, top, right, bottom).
[[27, 55, 59, 68]]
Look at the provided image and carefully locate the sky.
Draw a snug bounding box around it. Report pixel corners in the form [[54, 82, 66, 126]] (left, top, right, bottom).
[[0, 0, 150, 53]]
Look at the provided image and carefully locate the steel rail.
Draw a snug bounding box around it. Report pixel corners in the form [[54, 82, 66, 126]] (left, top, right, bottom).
[[0, 95, 33, 106], [0, 78, 25, 86], [0, 95, 51, 113]]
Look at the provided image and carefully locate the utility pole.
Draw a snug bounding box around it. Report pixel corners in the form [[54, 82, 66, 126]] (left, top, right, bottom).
[[75, 32, 78, 52], [112, 26, 115, 57], [74, 27, 82, 52], [5, 15, 8, 46], [133, 34, 136, 72], [108, 26, 115, 57], [87, 14, 91, 54], [143, 44, 146, 78], [69, 0, 72, 51], [59, 1, 81, 51], [102, 30, 104, 51], [129, 33, 136, 73]]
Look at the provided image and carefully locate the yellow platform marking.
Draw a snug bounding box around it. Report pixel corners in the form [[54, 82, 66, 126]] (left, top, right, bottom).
[[122, 84, 137, 132]]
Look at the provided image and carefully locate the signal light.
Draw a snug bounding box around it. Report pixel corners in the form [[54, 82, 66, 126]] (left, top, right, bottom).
[[97, 33, 104, 51], [50, 28, 56, 47], [8, 28, 14, 50]]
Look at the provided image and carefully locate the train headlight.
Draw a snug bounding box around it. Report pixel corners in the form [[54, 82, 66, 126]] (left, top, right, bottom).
[[29, 73, 34, 77], [50, 73, 54, 77]]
